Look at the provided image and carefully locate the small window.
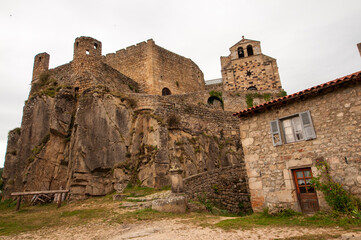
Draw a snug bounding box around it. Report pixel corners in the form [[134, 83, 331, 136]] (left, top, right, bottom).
[[86, 50, 90, 55], [293, 168, 316, 194], [270, 110, 316, 146], [94, 43, 98, 49], [247, 45, 254, 56], [237, 47, 244, 58], [162, 87, 171, 96], [38, 57, 42, 62]]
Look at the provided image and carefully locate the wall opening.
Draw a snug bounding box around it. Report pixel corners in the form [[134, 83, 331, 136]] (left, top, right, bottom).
[[39, 57, 42, 62], [207, 96, 222, 109], [162, 87, 171, 96], [247, 45, 254, 56], [86, 50, 90, 55], [75, 87, 79, 93], [238, 47, 244, 58], [76, 42, 79, 47], [247, 86, 258, 90], [94, 43, 98, 49]]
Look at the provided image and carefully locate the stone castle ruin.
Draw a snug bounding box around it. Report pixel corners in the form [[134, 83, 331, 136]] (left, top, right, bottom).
[[3, 36, 286, 213]]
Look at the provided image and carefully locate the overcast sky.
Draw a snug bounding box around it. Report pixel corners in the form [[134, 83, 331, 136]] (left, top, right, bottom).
[[0, 0, 360, 167]]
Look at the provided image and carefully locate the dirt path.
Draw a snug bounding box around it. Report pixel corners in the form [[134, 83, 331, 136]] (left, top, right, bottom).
[[2, 218, 360, 240]]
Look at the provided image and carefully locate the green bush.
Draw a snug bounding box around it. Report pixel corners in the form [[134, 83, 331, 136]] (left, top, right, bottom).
[[209, 90, 222, 98], [263, 93, 271, 102], [278, 90, 287, 97], [312, 160, 361, 213]]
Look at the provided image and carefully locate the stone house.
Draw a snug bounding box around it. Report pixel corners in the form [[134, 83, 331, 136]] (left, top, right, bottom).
[[234, 71, 361, 213]]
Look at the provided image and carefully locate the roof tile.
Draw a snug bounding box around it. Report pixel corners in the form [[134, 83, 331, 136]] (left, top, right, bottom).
[[234, 70, 361, 117]]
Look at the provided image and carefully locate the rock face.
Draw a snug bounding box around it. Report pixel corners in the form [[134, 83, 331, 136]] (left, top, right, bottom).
[[3, 88, 244, 200]]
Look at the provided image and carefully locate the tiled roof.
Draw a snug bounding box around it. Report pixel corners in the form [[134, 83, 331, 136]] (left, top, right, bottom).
[[234, 70, 361, 118]]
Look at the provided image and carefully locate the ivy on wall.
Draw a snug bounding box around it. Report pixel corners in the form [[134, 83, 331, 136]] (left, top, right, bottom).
[[245, 90, 287, 108]]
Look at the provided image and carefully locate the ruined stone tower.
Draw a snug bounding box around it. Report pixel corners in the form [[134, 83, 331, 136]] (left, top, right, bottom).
[[220, 37, 282, 91], [32, 52, 50, 82], [72, 37, 103, 91], [73, 36, 102, 62]]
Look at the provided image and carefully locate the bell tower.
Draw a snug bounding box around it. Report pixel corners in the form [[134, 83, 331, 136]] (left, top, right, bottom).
[[220, 37, 282, 91]]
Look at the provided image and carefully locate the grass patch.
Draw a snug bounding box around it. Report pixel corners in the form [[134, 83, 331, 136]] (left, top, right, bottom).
[[123, 185, 170, 197], [0, 199, 109, 236], [0, 199, 17, 210]]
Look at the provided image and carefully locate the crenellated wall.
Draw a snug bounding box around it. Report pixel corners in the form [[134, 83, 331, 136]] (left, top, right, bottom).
[[104, 40, 205, 95]]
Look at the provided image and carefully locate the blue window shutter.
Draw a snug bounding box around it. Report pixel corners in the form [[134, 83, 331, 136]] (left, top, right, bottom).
[[270, 120, 282, 146], [300, 111, 316, 140]]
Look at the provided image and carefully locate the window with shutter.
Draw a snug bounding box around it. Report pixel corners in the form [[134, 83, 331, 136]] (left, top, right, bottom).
[[270, 110, 316, 146], [300, 111, 316, 140], [270, 120, 282, 146]]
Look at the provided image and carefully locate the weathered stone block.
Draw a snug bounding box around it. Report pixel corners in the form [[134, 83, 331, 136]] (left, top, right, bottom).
[[152, 194, 187, 213]]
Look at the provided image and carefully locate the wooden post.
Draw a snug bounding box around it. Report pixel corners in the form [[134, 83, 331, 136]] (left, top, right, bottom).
[[16, 196, 21, 211], [57, 193, 62, 208]]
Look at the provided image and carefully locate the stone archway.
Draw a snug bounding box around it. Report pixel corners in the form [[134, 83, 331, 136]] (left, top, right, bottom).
[[162, 87, 171, 96]]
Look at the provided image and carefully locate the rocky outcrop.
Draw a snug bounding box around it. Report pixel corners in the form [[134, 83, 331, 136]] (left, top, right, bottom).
[[3, 86, 245, 200]]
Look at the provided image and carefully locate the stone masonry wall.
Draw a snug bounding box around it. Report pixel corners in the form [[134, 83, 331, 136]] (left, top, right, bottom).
[[104, 40, 205, 95], [183, 165, 252, 214], [104, 40, 151, 93], [130, 92, 242, 138], [151, 44, 205, 95], [239, 79, 361, 212], [164, 89, 283, 113], [221, 54, 281, 91]]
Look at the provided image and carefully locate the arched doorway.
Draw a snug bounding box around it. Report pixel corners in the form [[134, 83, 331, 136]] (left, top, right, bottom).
[[162, 87, 171, 96], [207, 96, 223, 109]]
